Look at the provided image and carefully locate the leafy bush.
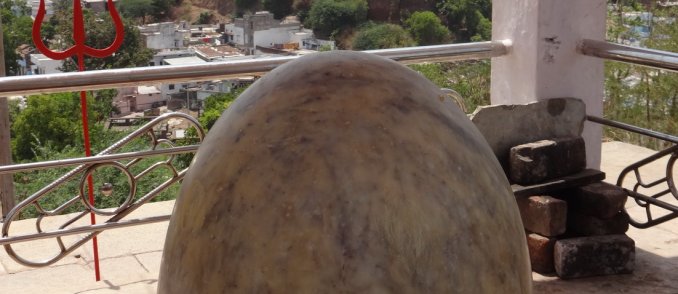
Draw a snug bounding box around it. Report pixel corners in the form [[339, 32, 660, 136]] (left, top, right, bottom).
[[404, 11, 450, 46], [351, 23, 414, 50], [305, 0, 368, 39]]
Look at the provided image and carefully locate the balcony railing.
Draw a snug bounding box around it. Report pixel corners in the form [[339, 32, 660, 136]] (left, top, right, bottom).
[[0, 41, 508, 267], [0, 39, 676, 267], [579, 40, 678, 228]]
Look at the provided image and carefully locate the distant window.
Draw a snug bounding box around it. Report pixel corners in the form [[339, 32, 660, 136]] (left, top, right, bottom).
[[169, 84, 175, 90], [149, 62, 155, 66]]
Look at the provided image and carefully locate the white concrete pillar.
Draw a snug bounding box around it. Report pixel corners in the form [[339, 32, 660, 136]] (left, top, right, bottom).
[[491, 0, 607, 168]]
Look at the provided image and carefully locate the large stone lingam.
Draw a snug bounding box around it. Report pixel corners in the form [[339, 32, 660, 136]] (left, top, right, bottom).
[[158, 51, 532, 293]]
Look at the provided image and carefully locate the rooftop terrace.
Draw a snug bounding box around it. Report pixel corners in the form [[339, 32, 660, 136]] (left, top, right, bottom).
[[1, 0, 677, 290], [0, 142, 675, 293]]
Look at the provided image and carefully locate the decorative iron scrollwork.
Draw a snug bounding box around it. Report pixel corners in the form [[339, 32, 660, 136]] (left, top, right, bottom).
[[1, 112, 205, 267], [619, 144, 678, 228]]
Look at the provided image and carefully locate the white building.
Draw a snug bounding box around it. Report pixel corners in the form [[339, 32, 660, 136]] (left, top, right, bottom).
[[139, 22, 191, 50], [158, 56, 208, 98], [82, 0, 118, 13], [113, 86, 163, 115], [29, 54, 62, 75], [193, 45, 243, 62], [149, 49, 195, 67], [226, 11, 334, 54], [30, 0, 53, 19]]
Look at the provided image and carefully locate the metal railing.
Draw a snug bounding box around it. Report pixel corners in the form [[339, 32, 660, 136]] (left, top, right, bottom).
[[586, 115, 678, 229], [1, 112, 205, 266], [579, 39, 678, 73], [581, 40, 678, 229], [0, 41, 510, 97], [0, 42, 508, 266], [1, 38, 676, 265]]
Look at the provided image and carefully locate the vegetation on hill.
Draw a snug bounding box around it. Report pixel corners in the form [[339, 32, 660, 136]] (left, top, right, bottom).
[[3, 0, 678, 220], [404, 11, 450, 45], [1, 0, 32, 75], [305, 0, 368, 39], [603, 4, 678, 149], [351, 22, 414, 50]]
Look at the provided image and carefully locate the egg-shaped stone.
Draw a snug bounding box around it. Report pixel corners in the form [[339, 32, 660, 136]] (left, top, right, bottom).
[[158, 51, 531, 293]]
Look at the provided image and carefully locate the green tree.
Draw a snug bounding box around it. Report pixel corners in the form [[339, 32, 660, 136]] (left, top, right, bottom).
[[196, 11, 214, 24], [602, 4, 678, 149], [293, 0, 312, 22], [12, 93, 82, 160], [1, 0, 33, 75], [437, 0, 491, 42], [151, 0, 172, 21], [11, 89, 119, 160], [351, 22, 414, 50], [118, 0, 155, 23], [305, 0, 368, 39], [404, 11, 450, 45], [409, 60, 490, 112], [57, 13, 154, 71], [199, 87, 246, 130], [235, 0, 259, 15], [263, 0, 293, 19]]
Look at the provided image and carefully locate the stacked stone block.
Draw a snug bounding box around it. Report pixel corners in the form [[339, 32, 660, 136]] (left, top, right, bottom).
[[510, 137, 635, 279]]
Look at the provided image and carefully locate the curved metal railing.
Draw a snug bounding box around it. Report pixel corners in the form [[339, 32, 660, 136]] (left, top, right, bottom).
[[0, 42, 506, 267], [580, 41, 677, 229], [587, 115, 678, 229], [0, 112, 205, 266], [1, 38, 676, 265]]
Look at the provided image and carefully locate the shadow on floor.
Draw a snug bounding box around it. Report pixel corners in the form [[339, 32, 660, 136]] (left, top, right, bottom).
[[532, 247, 678, 293]]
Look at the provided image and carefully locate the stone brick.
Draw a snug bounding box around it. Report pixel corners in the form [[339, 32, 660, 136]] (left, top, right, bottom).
[[554, 235, 635, 279], [571, 182, 628, 219], [568, 211, 629, 236], [509, 137, 586, 185], [470, 98, 586, 173], [517, 196, 567, 237], [527, 233, 557, 274]]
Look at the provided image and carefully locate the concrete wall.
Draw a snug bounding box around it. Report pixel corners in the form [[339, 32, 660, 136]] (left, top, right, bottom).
[[150, 50, 195, 67], [491, 0, 606, 168], [30, 55, 62, 74], [141, 22, 189, 50], [135, 92, 163, 111], [253, 26, 301, 48]]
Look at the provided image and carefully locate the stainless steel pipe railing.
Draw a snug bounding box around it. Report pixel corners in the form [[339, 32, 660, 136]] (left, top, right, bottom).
[[579, 39, 678, 72], [0, 41, 510, 97]]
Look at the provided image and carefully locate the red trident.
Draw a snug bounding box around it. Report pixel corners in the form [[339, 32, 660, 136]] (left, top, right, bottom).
[[32, 0, 124, 282]]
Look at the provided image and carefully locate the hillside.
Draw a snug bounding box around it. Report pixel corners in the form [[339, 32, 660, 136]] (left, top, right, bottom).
[[367, 0, 436, 22], [182, 0, 437, 23], [186, 0, 236, 15]]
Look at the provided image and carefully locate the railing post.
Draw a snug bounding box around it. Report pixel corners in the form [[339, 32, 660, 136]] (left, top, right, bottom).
[[490, 0, 607, 168], [0, 13, 16, 220]]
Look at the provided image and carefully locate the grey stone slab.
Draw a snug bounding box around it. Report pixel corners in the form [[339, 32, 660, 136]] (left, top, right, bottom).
[[470, 98, 586, 173], [509, 137, 586, 185], [554, 235, 635, 279], [568, 211, 630, 237], [572, 182, 628, 219], [512, 169, 605, 197]]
